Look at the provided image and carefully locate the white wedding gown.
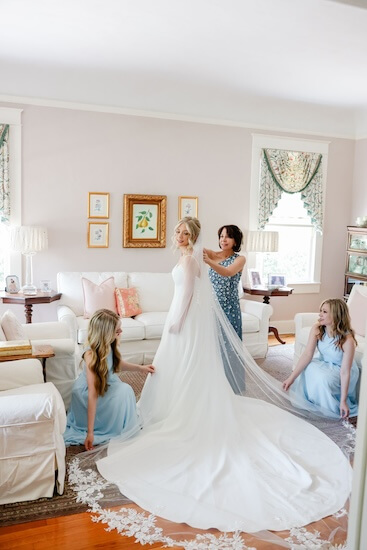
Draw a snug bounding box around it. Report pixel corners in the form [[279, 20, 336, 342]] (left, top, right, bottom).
[[97, 263, 352, 533]]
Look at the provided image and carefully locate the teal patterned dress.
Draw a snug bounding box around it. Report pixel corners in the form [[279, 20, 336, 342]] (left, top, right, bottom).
[[208, 253, 243, 339]]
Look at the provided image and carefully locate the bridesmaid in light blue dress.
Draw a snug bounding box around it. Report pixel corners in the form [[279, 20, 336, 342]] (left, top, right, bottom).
[[64, 309, 155, 449], [283, 298, 359, 418]]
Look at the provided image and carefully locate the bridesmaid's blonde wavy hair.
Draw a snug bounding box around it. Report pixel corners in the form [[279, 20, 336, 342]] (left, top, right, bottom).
[[317, 298, 357, 349], [172, 216, 201, 252], [85, 308, 122, 396]]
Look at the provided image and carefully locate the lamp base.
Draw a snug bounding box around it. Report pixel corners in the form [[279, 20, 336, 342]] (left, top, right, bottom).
[[22, 284, 37, 296]]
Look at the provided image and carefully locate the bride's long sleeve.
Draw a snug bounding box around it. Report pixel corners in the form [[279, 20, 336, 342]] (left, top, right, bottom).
[[169, 255, 200, 333]]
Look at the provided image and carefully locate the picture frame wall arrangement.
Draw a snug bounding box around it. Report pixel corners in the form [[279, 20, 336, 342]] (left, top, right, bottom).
[[88, 222, 109, 248], [88, 192, 110, 219], [123, 194, 167, 248], [178, 196, 198, 219]]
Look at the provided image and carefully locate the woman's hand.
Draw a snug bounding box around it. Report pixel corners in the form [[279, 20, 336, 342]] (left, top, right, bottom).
[[84, 433, 94, 451], [340, 401, 350, 419], [282, 376, 294, 391], [140, 364, 155, 374]]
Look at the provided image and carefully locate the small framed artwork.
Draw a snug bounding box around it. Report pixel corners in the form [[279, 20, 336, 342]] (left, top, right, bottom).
[[5, 275, 20, 293], [268, 273, 286, 287], [178, 196, 198, 219], [123, 194, 167, 248], [88, 192, 110, 219], [248, 269, 262, 288], [88, 222, 109, 248]]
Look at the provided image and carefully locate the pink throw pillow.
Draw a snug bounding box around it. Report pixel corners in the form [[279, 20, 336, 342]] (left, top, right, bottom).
[[1, 310, 27, 340], [82, 277, 117, 319], [115, 287, 142, 318]]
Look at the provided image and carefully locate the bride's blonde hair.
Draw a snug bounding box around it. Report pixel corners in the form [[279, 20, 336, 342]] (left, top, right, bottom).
[[172, 216, 201, 252]]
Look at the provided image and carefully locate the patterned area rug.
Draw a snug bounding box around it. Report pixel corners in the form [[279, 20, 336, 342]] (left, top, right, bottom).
[[0, 344, 353, 528]]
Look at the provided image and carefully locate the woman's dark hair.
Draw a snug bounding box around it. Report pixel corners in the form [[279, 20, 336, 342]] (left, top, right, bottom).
[[218, 225, 243, 252]]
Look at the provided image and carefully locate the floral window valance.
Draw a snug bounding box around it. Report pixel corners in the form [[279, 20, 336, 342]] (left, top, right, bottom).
[[258, 148, 323, 234], [0, 124, 10, 223]]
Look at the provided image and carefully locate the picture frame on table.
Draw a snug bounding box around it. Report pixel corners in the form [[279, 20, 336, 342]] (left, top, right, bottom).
[[268, 273, 286, 287], [248, 269, 262, 288], [88, 192, 110, 219], [5, 275, 20, 294], [178, 196, 198, 219], [123, 194, 167, 248], [87, 222, 109, 248]]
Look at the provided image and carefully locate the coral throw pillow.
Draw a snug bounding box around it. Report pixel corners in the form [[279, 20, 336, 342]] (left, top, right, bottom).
[[115, 287, 142, 318], [1, 310, 27, 340], [82, 277, 117, 319]]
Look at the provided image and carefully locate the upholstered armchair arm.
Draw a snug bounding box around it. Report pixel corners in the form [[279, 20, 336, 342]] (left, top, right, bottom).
[[0, 358, 44, 391], [22, 321, 70, 340], [56, 305, 78, 341], [294, 312, 319, 337], [240, 300, 273, 335]]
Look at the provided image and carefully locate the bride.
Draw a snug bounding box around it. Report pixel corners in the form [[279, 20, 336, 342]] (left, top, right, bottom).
[[96, 216, 352, 534]]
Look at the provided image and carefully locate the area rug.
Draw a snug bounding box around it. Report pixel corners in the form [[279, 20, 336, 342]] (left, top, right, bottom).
[[0, 344, 353, 529]]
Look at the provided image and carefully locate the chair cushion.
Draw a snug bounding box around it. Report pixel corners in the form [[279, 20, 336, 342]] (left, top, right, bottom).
[[241, 312, 260, 334], [115, 287, 142, 318], [1, 310, 27, 341], [82, 276, 117, 319]]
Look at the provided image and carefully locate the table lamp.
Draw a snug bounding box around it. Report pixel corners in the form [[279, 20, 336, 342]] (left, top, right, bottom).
[[10, 226, 48, 295], [245, 230, 279, 254]]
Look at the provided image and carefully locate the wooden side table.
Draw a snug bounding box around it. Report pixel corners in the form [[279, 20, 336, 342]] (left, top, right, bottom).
[[242, 286, 294, 344], [0, 290, 62, 323], [0, 344, 55, 382]]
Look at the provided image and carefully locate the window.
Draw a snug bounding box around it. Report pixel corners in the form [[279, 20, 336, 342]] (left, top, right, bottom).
[[250, 134, 329, 293]]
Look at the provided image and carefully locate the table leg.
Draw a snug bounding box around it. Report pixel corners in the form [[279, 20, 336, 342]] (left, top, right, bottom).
[[269, 326, 286, 344], [41, 358, 47, 382], [24, 304, 33, 323]]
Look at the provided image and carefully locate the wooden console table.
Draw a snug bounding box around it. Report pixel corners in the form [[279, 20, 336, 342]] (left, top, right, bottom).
[[243, 286, 294, 344], [0, 290, 62, 323], [0, 344, 55, 382]]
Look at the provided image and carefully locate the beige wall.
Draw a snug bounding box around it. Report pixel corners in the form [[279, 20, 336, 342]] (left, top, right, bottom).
[[0, 102, 358, 325]]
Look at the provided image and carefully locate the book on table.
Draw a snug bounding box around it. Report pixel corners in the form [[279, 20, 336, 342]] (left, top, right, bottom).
[[0, 339, 32, 356]]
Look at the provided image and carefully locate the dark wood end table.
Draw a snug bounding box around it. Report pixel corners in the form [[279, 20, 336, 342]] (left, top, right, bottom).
[[0, 344, 55, 382], [0, 290, 62, 323], [242, 286, 294, 344]]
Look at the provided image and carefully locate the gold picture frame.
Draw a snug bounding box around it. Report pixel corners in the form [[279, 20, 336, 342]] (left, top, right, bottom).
[[123, 194, 167, 248], [88, 192, 110, 219], [178, 196, 198, 219], [88, 222, 109, 248]]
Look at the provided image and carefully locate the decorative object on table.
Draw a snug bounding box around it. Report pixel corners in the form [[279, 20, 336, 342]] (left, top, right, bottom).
[[40, 279, 52, 293], [0, 339, 32, 357], [178, 196, 198, 219], [268, 273, 286, 289], [248, 268, 262, 288], [87, 222, 109, 248], [5, 275, 20, 294], [88, 192, 110, 219], [10, 226, 48, 296], [123, 194, 166, 248], [355, 216, 367, 228]]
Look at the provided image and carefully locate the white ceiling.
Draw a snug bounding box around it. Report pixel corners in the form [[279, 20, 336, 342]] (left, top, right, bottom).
[[1, 0, 367, 137]]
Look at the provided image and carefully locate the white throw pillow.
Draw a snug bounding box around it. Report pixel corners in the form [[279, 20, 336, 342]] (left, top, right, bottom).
[[82, 276, 117, 319], [0, 323, 6, 341], [1, 310, 27, 340]]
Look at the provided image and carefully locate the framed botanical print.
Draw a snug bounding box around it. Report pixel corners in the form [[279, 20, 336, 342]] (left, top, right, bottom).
[[123, 194, 167, 248], [88, 222, 109, 248], [88, 192, 110, 219], [178, 196, 198, 219]]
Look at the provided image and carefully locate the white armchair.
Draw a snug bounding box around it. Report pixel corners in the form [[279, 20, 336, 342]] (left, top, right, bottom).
[[0, 359, 66, 504], [241, 299, 273, 358]]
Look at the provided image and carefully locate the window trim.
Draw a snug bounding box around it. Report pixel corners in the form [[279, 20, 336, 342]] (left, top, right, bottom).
[[250, 133, 330, 294]]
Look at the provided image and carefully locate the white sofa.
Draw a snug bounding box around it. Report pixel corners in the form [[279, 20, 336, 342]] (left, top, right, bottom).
[[294, 284, 367, 370], [57, 271, 273, 362], [0, 359, 66, 504]]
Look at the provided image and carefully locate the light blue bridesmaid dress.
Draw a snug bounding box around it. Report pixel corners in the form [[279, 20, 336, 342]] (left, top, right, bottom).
[[292, 333, 359, 417], [63, 348, 138, 445]]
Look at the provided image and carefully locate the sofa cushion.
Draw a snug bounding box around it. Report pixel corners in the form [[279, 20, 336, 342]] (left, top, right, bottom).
[[241, 312, 260, 334], [128, 272, 174, 312], [135, 312, 167, 339], [77, 316, 145, 345], [82, 276, 117, 318], [115, 287, 142, 318], [1, 310, 27, 341]]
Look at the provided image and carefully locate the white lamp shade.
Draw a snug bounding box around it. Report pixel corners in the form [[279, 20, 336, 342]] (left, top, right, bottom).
[[245, 231, 279, 253], [10, 226, 48, 254]]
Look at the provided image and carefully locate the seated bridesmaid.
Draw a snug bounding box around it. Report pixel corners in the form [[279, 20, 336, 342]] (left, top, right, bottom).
[[283, 298, 359, 418], [64, 308, 155, 450]]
